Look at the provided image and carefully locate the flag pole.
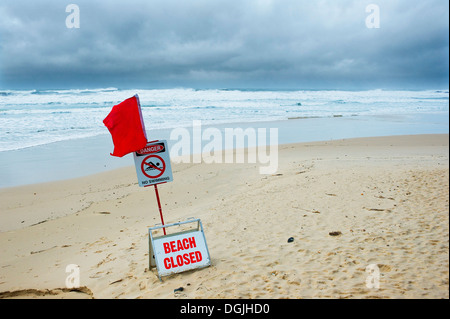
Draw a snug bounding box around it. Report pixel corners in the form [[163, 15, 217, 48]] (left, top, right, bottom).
[[154, 183, 166, 235]]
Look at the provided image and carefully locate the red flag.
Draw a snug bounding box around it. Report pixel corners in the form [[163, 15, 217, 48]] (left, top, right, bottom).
[[103, 95, 147, 157]]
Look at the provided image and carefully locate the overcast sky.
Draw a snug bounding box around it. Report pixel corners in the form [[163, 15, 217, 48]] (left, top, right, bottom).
[[0, 0, 448, 90]]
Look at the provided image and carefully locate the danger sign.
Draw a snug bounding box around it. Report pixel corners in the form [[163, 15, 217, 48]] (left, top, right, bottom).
[[149, 219, 211, 279], [134, 140, 173, 187]]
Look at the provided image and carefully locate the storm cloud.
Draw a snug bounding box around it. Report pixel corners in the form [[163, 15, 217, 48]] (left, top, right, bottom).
[[0, 0, 448, 89]]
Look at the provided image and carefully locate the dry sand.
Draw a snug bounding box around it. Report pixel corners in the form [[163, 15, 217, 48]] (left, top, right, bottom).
[[0, 134, 448, 299]]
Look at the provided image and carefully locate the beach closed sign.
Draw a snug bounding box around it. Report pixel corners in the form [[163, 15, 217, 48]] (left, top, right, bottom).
[[133, 140, 173, 187], [151, 228, 211, 278]]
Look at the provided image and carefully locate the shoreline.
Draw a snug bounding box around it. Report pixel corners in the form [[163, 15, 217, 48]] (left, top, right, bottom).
[[1, 112, 448, 189], [0, 131, 448, 190], [1, 133, 447, 233], [0, 133, 448, 298]]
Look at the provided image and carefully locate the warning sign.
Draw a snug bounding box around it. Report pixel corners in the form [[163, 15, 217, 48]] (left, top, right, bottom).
[[134, 140, 173, 187], [149, 218, 211, 280], [153, 231, 210, 277]]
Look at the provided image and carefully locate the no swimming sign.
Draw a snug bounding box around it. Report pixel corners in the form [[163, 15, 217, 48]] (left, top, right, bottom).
[[133, 140, 173, 187]]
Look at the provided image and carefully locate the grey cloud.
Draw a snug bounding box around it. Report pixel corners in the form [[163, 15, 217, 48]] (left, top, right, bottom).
[[0, 0, 448, 89]]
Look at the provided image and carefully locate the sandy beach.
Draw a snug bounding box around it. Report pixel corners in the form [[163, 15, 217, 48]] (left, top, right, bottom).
[[0, 134, 448, 299]]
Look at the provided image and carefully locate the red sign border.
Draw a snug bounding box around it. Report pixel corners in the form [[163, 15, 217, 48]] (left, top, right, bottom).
[[141, 154, 166, 179]]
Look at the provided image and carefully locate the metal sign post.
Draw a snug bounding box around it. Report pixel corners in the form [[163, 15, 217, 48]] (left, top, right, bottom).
[[153, 183, 166, 235], [133, 141, 211, 281]]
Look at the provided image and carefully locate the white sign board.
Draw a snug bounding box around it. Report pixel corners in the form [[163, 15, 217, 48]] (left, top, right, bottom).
[[149, 219, 211, 279], [133, 140, 173, 187]]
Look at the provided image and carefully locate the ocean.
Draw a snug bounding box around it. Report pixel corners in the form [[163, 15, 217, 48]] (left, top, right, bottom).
[[1, 88, 448, 152], [0, 88, 448, 188]]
